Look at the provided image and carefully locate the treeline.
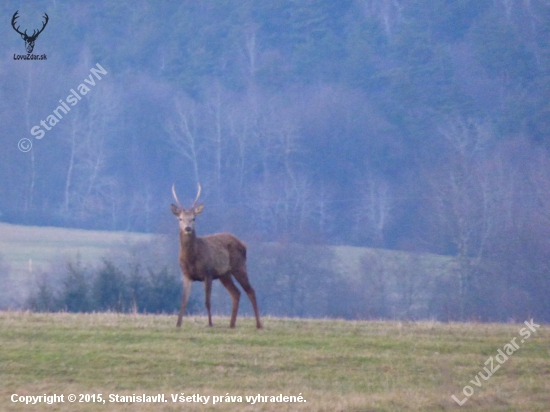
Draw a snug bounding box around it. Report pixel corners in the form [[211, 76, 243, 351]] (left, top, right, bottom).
[[23, 239, 537, 322], [28, 259, 187, 314], [26, 242, 338, 318]]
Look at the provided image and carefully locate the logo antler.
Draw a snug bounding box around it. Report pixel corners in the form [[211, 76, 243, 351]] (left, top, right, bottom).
[[12, 11, 49, 54]]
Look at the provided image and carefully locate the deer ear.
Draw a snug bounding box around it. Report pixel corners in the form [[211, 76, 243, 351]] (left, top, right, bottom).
[[193, 204, 204, 215], [170, 204, 180, 215]]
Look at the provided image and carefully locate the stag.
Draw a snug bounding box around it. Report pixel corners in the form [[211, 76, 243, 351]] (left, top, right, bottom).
[[11, 11, 49, 54], [171, 184, 262, 329]]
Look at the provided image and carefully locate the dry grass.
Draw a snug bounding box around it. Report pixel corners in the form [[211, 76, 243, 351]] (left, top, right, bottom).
[[0, 312, 548, 411]]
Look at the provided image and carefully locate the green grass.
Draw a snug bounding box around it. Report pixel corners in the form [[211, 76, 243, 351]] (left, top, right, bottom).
[[1, 312, 548, 411]]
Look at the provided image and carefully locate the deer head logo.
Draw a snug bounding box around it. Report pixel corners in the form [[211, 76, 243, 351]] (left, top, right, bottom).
[[11, 11, 49, 54]]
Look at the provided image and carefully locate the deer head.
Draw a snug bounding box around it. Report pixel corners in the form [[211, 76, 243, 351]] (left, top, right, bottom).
[[12, 11, 49, 54], [170, 183, 203, 235]]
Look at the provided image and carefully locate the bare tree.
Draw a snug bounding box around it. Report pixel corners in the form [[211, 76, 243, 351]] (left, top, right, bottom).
[[166, 96, 202, 185], [359, 0, 403, 39], [20, 65, 42, 211], [226, 96, 255, 192], [61, 84, 119, 220], [428, 116, 510, 319], [207, 84, 224, 189], [355, 174, 393, 247]]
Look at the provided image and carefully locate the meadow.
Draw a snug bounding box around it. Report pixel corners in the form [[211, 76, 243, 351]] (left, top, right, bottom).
[[1, 312, 548, 411]]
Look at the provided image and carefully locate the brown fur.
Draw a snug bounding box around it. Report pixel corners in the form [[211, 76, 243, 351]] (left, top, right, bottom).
[[171, 192, 262, 329]]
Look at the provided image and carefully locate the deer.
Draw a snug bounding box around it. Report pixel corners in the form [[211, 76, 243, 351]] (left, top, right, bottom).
[[11, 11, 49, 54], [170, 183, 262, 329]]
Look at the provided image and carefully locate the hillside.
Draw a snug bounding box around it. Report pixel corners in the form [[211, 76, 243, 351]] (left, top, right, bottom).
[[0, 222, 154, 274], [0, 223, 455, 320], [0, 223, 154, 307]]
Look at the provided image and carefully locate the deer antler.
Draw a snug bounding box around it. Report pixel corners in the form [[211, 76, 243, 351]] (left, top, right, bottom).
[[11, 11, 25, 36], [172, 184, 182, 208], [192, 183, 202, 208], [11, 11, 49, 40], [30, 13, 49, 40], [172, 183, 201, 209]]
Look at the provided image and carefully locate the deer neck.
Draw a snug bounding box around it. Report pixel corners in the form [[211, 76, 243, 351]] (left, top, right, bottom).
[[179, 230, 198, 260]]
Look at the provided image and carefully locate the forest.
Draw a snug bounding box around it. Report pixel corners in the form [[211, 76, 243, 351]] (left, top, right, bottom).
[[1, 0, 550, 321]]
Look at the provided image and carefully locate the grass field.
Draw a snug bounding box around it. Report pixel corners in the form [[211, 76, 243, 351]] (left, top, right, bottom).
[[1, 312, 548, 411]]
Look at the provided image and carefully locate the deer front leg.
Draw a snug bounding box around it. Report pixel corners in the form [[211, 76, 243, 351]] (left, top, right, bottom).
[[204, 277, 213, 327], [177, 275, 192, 327]]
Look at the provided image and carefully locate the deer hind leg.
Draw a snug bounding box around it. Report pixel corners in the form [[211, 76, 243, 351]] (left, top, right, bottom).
[[177, 276, 192, 327], [233, 269, 262, 329], [219, 276, 241, 328], [204, 277, 213, 327]]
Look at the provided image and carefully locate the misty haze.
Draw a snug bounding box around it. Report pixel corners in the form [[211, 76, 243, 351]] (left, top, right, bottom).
[[1, 0, 549, 324]]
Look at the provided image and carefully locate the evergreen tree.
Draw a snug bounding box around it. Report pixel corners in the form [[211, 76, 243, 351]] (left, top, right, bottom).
[[60, 260, 91, 313]]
